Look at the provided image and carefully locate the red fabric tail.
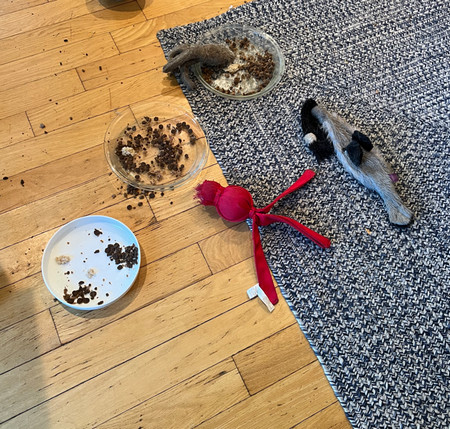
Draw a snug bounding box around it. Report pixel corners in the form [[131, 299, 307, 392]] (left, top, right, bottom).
[[258, 213, 331, 248], [252, 223, 279, 305], [262, 169, 315, 213]]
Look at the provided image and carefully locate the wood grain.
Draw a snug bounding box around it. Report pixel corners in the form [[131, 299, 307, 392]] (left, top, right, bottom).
[[0, 0, 107, 39], [233, 324, 317, 394], [0, 33, 118, 92], [1, 293, 293, 425], [77, 42, 165, 90], [112, 0, 249, 53], [294, 402, 352, 429], [0, 310, 60, 374], [0, 69, 84, 119], [0, 2, 145, 66], [26, 71, 180, 135], [0, 113, 33, 149], [0, 0, 55, 16], [197, 361, 338, 429], [0, 273, 57, 331], [96, 359, 249, 428], [200, 221, 253, 273]]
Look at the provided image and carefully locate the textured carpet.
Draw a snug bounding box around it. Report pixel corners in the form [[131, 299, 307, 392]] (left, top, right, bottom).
[[157, 0, 450, 427]]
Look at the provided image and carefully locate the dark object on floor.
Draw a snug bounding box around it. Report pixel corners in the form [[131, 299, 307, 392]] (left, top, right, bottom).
[[301, 98, 413, 226], [162, 43, 235, 89]]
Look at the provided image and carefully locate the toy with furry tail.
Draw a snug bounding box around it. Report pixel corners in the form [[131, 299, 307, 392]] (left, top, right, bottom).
[[162, 44, 235, 90], [195, 170, 331, 305], [301, 99, 413, 226]]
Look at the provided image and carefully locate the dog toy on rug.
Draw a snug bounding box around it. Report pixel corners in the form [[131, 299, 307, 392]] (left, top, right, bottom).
[[195, 169, 331, 305], [301, 99, 413, 226], [162, 44, 235, 90]]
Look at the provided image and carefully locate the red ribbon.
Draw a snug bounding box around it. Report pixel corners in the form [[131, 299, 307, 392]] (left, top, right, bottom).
[[195, 169, 331, 305]]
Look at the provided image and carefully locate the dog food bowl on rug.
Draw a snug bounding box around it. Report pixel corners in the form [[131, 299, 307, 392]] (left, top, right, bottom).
[[104, 100, 209, 192], [42, 216, 141, 311], [193, 24, 285, 100]]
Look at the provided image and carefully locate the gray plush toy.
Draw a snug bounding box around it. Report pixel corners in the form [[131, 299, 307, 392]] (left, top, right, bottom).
[[162, 44, 235, 90], [301, 99, 413, 226]]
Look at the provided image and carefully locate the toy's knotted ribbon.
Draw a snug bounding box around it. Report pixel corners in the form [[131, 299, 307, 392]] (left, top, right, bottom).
[[195, 169, 330, 305]]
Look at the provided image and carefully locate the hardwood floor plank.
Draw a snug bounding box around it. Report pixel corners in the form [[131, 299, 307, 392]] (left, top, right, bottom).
[[78, 42, 165, 90], [0, 259, 286, 425], [293, 402, 351, 429], [0, 69, 84, 119], [51, 244, 211, 343], [135, 204, 233, 265], [112, 0, 248, 53], [26, 70, 180, 135], [96, 359, 249, 429], [0, 230, 52, 288], [0, 2, 145, 66], [0, 33, 118, 92], [196, 361, 338, 429], [0, 172, 150, 250], [200, 222, 253, 273], [0, 113, 33, 150], [140, 0, 209, 20], [0, 0, 54, 16], [0, 273, 56, 331], [0, 310, 60, 374], [0, 145, 109, 213], [233, 324, 317, 395], [0, 0, 107, 39], [0, 111, 116, 178]]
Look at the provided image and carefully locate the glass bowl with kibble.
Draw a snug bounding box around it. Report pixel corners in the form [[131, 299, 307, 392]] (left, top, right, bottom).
[[193, 24, 285, 100], [104, 100, 209, 192]]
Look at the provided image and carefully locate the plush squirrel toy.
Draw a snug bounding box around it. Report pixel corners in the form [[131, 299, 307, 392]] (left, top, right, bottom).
[[301, 99, 413, 226], [162, 44, 235, 90]]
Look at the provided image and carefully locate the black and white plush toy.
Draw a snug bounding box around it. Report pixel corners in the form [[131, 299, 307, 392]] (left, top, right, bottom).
[[162, 44, 235, 90], [301, 99, 413, 226]]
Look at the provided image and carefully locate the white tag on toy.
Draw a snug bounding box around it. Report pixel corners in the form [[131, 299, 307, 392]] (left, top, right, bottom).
[[247, 284, 275, 312]]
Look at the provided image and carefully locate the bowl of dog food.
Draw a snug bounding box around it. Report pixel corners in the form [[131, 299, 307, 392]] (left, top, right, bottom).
[[193, 24, 285, 100], [104, 100, 209, 191]]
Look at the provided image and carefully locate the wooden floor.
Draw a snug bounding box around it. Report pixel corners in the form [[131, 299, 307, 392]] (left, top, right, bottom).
[[0, 0, 351, 427]]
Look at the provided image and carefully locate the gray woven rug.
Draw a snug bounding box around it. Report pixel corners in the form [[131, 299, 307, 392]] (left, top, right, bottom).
[[157, 0, 450, 427]]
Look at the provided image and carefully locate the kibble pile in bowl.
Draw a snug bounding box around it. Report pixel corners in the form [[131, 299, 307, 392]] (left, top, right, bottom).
[[104, 100, 209, 192], [194, 24, 285, 100]]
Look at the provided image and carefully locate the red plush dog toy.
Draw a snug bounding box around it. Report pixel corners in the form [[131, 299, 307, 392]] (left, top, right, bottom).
[[195, 169, 331, 305]]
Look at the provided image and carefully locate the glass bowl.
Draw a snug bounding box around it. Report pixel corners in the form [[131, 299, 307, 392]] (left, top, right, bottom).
[[193, 24, 285, 100], [104, 100, 209, 191]]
